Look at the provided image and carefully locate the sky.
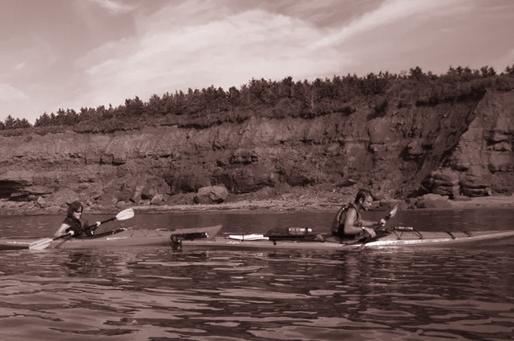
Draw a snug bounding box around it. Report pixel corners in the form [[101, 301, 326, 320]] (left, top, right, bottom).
[[1, 0, 513, 124]]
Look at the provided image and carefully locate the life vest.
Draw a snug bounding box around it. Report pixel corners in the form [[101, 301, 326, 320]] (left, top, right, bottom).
[[62, 217, 94, 237], [331, 202, 362, 238]]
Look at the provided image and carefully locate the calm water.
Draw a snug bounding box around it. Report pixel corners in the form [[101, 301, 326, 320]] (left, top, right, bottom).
[[0, 208, 513, 341]]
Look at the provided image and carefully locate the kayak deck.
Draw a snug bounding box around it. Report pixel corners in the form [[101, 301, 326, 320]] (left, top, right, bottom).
[[180, 229, 514, 250]]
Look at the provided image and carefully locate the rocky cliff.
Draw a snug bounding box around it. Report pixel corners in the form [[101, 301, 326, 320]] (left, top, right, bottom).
[[1, 89, 513, 213]]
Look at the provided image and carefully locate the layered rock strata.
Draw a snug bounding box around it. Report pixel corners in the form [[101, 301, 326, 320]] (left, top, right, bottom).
[[0, 89, 513, 212]]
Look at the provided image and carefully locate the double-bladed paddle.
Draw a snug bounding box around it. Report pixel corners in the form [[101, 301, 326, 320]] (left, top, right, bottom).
[[29, 208, 135, 250], [356, 203, 399, 250]]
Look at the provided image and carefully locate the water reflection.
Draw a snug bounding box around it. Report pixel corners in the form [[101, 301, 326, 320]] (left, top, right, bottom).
[[60, 251, 137, 278], [0, 246, 513, 340]]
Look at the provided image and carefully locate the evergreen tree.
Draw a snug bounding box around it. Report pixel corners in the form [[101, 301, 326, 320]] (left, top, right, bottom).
[[505, 64, 514, 76], [4, 115, 15, 129], [35, 112, 51, 127], [16, 118, 32, 128]]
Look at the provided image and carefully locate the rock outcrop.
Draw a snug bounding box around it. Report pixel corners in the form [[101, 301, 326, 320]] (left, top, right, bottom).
[[448, 90, 514, 196], [1, 89, 513, 213], [194, 186, 228, 204]]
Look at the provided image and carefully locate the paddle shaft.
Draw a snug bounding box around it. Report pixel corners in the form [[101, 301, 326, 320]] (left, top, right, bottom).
[[53, 233, 72, 242], [86, 217, 115, 230], [99, 216, 117, 224], [376, 203, 399, 230], [356, 204, 399, 250], [85, 208, 134, 230]]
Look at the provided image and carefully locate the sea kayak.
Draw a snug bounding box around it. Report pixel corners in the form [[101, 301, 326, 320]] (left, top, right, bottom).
[[179, 227, 514, 250], [0, 225, 222, 251], [2, 225, 513, 251]]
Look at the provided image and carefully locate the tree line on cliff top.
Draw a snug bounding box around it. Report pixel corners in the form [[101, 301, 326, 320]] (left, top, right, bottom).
[[2, 64, 514, 136]]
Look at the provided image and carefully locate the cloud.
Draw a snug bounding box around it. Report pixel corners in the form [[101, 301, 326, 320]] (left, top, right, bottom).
[[67, 4, 344, 109], [58, 0, 505, 113], [86, 0, 136, 14], [0, 84, 30, 122], [310, 0, 463, 49], [0, 84, 28, 101], [15, 61, 26, 71], [497, 47, 514, 72]]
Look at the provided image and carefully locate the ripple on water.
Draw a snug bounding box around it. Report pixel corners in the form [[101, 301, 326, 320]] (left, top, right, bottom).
[[1, 212, 514, 340]]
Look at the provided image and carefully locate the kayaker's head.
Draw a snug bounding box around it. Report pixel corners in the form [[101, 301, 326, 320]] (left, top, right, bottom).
[[67, 201, 83, 220], [354, 189, 373, 211]]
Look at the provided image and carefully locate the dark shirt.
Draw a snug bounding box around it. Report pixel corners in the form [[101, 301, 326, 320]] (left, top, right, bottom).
[[62, 217, 94, 237]]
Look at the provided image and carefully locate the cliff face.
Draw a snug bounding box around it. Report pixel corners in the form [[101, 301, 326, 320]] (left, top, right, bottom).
[[448, 90, 514, 195], [1, 89, 513, 210]]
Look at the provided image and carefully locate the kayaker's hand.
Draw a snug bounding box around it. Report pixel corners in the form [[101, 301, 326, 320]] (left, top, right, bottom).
[[363, 227, 376, 238], [67, 230, 75, 236], [89, 221, 101, 232], [379, 219, 386, 227]]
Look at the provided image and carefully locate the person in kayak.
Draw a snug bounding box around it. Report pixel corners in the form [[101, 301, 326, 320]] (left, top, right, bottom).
[[331, 189, 385, 239], [53, 201, 101, 237]]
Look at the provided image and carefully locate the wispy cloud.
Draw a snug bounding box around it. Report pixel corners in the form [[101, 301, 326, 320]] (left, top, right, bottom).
[[2, 0, 513, 123], [61, 0, 478, 111], [86, 0, 136, 14], [67, 5, 342, 109], [311, 0, 463, 49], [0, 84, 28, 101], [15, 61, 26, 71]]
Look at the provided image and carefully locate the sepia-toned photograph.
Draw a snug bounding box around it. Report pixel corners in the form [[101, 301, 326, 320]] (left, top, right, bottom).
[[1, 1, 513, 340]]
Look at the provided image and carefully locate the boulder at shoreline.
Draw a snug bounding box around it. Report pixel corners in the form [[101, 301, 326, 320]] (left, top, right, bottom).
[[1, 190, 513, 216]]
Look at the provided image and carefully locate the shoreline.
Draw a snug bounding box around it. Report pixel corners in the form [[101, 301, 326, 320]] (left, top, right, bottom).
[[2, 193, 514, 216], [446, 195, 514, 209], [133, 194, 514, 214]]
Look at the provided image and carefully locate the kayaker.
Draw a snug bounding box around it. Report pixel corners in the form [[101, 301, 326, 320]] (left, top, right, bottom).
[[53, 201, 101, 237], [331, 189, 386, 239]]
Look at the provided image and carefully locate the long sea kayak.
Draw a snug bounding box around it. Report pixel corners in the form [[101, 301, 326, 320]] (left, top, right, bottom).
[[2, 225, 513, 251], [180, 227, 514, 250], [0, 225, 222, 251]]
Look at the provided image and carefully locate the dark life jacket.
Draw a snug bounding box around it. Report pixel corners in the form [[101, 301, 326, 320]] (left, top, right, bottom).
[[62, 217, 94, 237], [331, 202, 362, 238]]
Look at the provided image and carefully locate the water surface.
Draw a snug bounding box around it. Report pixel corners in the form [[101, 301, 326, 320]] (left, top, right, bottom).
[[0, 208, 513, 340]]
